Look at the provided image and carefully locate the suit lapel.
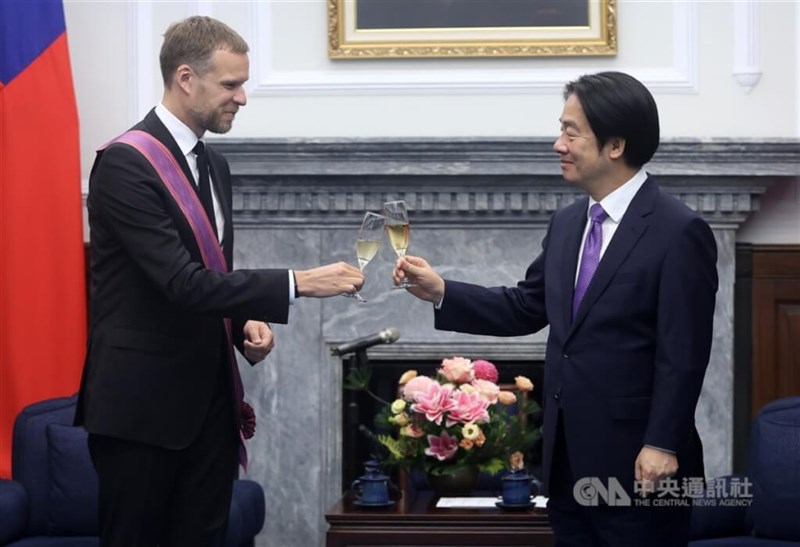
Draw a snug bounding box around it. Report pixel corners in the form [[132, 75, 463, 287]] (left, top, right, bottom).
[[138, 109, 230, 264], [140, 109, 195, 187], [567, 178, 657, 338], [141, 110, 231, 254]]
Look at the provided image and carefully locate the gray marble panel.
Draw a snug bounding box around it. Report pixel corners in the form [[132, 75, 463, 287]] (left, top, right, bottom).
[[696, 229, 737, 480], [233, 227, 335, 547], [323, 226, 549, 351]]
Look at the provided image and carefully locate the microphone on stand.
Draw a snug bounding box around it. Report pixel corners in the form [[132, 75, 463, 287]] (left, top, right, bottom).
[[330, 327, 400, 357]]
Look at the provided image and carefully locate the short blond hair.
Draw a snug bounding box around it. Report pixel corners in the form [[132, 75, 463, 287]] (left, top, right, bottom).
[[159, 16, 248, 86]]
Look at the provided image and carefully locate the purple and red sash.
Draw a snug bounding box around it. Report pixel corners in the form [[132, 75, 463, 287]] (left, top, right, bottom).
[[103, 130, 253, 469]]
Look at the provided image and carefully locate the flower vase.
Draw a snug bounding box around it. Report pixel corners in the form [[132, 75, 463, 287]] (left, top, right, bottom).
[[426, 465, 480, 497]]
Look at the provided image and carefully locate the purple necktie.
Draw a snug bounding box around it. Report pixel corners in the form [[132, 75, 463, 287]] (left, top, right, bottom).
[[573, 203, 608, 317]]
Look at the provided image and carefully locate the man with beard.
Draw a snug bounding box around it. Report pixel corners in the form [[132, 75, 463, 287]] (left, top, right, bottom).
[[76, 16, 363, 546]]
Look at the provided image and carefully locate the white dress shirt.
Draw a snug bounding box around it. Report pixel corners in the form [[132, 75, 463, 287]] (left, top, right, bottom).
[[574, 168, 648, 287]]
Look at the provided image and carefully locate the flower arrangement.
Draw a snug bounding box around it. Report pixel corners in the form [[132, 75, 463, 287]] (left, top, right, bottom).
[[346, 357, 540, 479]]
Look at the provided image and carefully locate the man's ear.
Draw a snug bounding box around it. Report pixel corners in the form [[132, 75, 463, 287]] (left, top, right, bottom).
[[607, 137, 626, 160], [175, 64, 194, 94]]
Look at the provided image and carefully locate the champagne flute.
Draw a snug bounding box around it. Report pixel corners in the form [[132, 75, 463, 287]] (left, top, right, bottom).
[[383, 200, 415, 289], [346, 212, 385, 302]]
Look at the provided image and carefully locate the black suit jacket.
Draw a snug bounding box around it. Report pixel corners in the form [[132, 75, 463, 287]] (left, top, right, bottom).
[[436, 178, 718, 495], [76, 109, 290, 449]]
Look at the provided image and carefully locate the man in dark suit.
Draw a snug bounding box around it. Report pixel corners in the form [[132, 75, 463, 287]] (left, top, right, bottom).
[[393, 72, 718, 547], [75, 16, 363, 546]]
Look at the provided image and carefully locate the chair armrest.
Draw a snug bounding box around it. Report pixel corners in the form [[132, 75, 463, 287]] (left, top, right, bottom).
[[225, 479, 265, 547], [689, 475, 750, 540], [0, 479, 29, 544]]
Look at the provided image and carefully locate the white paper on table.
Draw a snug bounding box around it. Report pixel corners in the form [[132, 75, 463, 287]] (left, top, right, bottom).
[[436, 497, 498, 508], [532, 495, 549, 508], [435, 495, 549, 509]]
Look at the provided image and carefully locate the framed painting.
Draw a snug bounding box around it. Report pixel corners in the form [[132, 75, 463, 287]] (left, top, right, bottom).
[[328, 0, 617, 59]]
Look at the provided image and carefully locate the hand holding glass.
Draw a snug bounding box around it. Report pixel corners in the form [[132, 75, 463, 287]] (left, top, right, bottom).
[[383, 200, 415, 289], [346, 212, 385, 302]]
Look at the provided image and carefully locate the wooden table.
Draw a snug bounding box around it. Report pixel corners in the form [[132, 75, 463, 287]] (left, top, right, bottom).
[[325, 490, 554, 546]]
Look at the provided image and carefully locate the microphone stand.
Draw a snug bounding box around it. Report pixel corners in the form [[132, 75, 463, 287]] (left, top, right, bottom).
[[342, 348, 369, 492]]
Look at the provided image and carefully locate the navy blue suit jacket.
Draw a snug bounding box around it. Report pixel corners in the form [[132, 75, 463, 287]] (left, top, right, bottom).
[[435, 178, 718, 495]]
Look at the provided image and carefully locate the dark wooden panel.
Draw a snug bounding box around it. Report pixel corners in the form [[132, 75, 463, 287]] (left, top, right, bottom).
[[776, 296, 800, 395], [753, 245, 800, 277], [326, 490, 553, 547], [751, 246, 800, 419]]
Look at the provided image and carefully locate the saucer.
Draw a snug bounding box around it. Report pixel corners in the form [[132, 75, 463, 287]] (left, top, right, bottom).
[[353, 499, 395, 508], [495, 500, 535, 510]]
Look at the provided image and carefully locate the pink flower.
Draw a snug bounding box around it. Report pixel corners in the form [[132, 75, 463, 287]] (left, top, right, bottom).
[[472, 359, 499, 383], [411, 383, 457, 425], [439, 357, 474, 384], [471, 379, 500, 404], [446, 389, 490, 426], [401, 375, 436, 401], [425, 431, 459, 461]]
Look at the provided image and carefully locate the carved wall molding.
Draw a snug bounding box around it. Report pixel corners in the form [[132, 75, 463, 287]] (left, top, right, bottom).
[[349, 341, 548, 362], [211, 138, 796, 228]]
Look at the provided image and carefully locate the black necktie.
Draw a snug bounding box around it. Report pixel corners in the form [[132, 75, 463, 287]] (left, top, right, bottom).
[[192, 141, 218, 237]]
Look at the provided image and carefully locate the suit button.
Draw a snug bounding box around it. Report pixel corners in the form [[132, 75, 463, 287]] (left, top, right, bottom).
[[554, 393, 560, 400], [562, 353, 569, 359]]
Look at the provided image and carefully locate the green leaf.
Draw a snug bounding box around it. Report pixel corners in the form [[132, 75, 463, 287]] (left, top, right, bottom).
[[479, 457, 506, 476], [377, 434, 403, 459]]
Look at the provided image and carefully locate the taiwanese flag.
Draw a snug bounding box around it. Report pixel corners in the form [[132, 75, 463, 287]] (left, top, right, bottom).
[[0, 0, 87, 477]]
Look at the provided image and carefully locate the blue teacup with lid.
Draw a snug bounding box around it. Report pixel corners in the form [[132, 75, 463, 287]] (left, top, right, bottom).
[[501, 468, 540, 505], [351, 460, 390, 505]]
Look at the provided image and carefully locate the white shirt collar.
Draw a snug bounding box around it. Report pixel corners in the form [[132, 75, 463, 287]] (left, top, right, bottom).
[[589, 168, 648, 223], [154, 103, 201, 157]]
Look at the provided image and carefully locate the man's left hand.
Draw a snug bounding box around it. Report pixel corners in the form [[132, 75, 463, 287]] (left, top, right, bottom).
[[243, 320, 275, 363], [634, 446, 678, 496]]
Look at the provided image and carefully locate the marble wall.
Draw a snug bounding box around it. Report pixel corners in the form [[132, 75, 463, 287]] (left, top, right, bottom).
[[215, 138, 798, 547]]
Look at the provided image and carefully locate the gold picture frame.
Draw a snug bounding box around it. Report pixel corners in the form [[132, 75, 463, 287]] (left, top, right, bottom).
[[328, 0, 617, 59]]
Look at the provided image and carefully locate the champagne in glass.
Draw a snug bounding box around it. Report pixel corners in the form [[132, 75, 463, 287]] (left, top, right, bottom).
[[356, 239, 382, 270], [386, 224, 409, 257], [383, 200, 415, 288], [346, 212, 385, 302]]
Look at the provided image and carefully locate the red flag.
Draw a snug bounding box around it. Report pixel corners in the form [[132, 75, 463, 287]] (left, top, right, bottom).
[[0, 0, 86, 478]]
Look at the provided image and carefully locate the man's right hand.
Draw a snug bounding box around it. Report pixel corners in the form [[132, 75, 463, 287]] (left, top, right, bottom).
[[393, 256, 445, 305], [294, 262, 364, 298]]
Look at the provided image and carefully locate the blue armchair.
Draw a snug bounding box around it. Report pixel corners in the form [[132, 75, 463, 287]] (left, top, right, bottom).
[[0, 395, 265, 547], [690, 396, 800, 546]]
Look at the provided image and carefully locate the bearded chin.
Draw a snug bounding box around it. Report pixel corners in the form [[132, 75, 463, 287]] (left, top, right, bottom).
[[190, 109, 232, 135], [205, 115, 232, 134]]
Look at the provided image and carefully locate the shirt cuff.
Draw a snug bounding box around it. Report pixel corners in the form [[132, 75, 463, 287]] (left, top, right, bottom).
[[645, 444, 676, 455], [289, 270, 298, 305]]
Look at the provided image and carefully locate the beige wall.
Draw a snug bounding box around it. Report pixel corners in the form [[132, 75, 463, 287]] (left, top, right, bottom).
[[65, 0, 800, 243]]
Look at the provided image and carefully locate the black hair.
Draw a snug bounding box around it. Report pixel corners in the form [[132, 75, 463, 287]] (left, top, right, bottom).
[[564, 71, 660, 168]]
